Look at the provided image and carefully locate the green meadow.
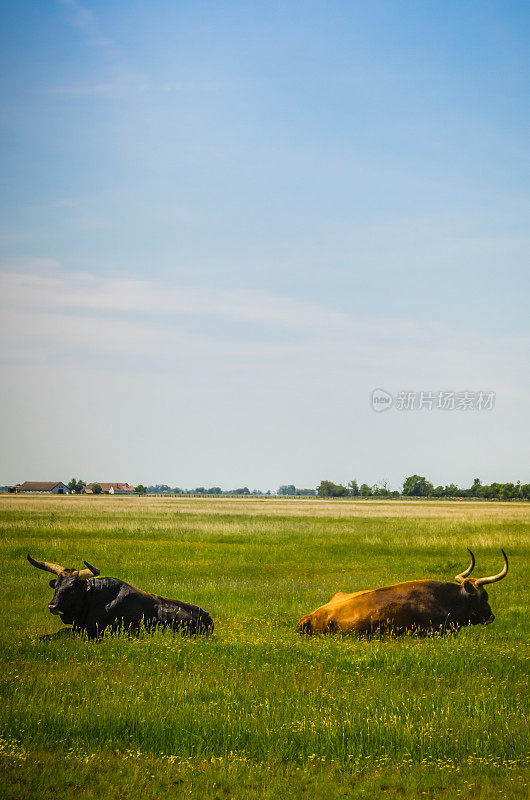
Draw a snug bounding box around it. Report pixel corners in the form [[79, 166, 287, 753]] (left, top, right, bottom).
[[0, 495, 528, 799]]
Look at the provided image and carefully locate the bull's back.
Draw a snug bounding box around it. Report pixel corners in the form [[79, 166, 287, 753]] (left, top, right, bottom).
[[151, 594, 214, 634], [326, 580, 449, 634]]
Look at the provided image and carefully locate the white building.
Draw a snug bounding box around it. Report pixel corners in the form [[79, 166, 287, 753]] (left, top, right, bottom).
[[15, 481, 70, 494]]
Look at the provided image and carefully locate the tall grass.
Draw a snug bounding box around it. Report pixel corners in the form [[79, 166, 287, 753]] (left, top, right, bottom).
[[0, 496, 528, 798]]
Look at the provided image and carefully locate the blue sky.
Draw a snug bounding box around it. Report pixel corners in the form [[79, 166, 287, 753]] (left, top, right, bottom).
[[1, 1, 528, 489]]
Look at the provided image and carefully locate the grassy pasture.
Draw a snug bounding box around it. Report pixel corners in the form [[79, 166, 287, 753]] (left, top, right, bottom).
[[0, 495, 528, 799]]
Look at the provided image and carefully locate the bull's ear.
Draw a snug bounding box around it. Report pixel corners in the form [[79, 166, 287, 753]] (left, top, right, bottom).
[[49, 579, 56, 589], [463, 579, 477, 594]]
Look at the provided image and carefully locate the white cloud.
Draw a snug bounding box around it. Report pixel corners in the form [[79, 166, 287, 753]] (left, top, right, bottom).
[[0, 266, 524, 393], [0, 269, 371, 368], [0, 268, 416, 338], [58, 0, 112, 49]]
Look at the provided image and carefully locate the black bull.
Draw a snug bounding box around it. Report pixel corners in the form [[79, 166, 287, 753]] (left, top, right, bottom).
[[27, 555, 213, 639]]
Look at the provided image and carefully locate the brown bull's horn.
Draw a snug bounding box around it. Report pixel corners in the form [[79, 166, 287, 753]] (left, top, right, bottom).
[[27, 554, 65, 576], [475, 549, 509, 587], [77, 560, 100, 579], [455, 548, 475, 584]]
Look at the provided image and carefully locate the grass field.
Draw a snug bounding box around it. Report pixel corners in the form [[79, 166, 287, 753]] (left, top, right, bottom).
[[0, 495, 528, 799]]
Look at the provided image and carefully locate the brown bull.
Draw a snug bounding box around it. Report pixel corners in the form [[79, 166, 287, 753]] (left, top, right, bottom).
[[296, 549, 508, 636]]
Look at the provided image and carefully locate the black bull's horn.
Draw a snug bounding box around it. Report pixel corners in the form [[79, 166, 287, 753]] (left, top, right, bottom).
[[27, 554, 100, 579], [27, 554, 64, 575]]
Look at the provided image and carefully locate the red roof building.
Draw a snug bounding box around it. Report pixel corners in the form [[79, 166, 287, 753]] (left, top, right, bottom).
[[84, 483, 136, 495]]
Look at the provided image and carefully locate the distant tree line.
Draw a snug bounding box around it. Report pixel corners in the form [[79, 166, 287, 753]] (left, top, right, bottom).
[[145, 485, 273, 496], [10, 477, 523, 501], [145, 485, 317, 496], [277, 485, 317, 496], [402, 475, 530, 500], [317, 479, 399, 498], [317, 476, 530, 500]]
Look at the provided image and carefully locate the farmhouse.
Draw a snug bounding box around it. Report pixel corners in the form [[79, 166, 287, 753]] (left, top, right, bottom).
[[84, 483, 136, 495], [14, 481, 70, 494]]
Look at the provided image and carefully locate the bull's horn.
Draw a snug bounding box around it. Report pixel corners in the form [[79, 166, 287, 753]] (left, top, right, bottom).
[[27, 554, 65, 576], [77, 560, 100, 579], [455, 548, 475, 584], [475, 549, 509, 587]]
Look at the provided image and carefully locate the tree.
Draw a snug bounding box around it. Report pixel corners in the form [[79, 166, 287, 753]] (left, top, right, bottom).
[[482, 483, 500, 499], [469, 478, 482, 497], [499, 483, 516, 501], [359, 483, 373, 497], [135, 485, 147, 495], [372, 484, 391, 498], [92, 484, 102, 495], [317, 480, 348, 498], [348, 480, 360, 497], [278, 485, 297, 496], [402, 475, 434, 497], [67, 478, 85, 494]]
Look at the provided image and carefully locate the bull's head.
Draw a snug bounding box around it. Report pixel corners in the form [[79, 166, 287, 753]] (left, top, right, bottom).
[[27, 555, 100, 621], [455, 548, 509, 625], [296, 614, 313, 635]]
